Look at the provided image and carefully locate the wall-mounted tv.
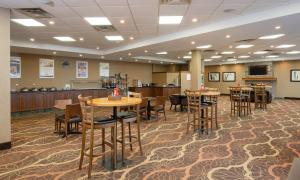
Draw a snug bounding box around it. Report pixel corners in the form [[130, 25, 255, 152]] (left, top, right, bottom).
[[249, 65, 268, 75]]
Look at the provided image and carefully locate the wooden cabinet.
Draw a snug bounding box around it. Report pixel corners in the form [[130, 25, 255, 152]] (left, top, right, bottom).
[[11, 93, 20, 112], [128, 87, 181, 97], [19, 93, 35, 111]]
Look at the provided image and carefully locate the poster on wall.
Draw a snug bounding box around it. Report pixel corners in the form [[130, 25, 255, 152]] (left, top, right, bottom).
[[10, 56, 21, 78], [76, 61, 88, 78], [223, 72, 236, 82], [186, 73, 191, 80], [99, 62, 109, 77], [208, 72, 220, 82], [39, 58, 54, 78], [290, 69, 300, 82]]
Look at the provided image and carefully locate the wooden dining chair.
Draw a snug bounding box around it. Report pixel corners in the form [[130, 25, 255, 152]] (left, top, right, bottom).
[[78, 95, 117, 179], [56, 103, 82, 139], [54, 99, 72, 132], [150, 96, 167, 121], [230, 86, 242, 116], [254, 85, 267, 110], [169, 95, 181, 111]]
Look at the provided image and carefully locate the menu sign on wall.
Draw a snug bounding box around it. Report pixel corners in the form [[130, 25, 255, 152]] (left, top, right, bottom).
[[76, 61, 88, 78], [39, 58, 54, 78], [99, 62, 109, 77], [10, 56, 21, 78]]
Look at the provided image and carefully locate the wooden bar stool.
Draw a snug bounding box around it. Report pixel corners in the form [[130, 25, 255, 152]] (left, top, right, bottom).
[[241, 88, 252, 115], [230, 87, 242, 116], [205, 94, 219, 130], [117, 104, 143, 164], [78, 95, 117, 179], [254, 85, 267, 110], [185, 90, 209, 134]]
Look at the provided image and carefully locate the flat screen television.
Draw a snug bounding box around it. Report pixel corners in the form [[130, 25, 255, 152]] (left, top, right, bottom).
[[249, 65, 268, 75]]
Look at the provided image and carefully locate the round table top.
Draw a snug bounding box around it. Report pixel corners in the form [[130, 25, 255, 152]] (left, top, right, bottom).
[[88, 97, 142, 107], [201, 91, 221, 96]]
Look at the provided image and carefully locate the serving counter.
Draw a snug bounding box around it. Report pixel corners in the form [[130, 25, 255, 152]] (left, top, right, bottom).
[[128, 86, 181, 98], [11, 89, 112, 113]]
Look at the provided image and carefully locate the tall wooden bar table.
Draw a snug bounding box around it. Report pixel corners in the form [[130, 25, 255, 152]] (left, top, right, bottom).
[[88, 97, 142, 169]]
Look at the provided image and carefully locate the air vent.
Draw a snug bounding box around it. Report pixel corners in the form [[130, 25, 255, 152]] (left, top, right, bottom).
[[16, 8, 53, 18], [236, 39, 256, 43], [203, 49, 216, 53], [263, 49, 274, 52], [93, 25, 116, 32], [160, 0, 191, 5]]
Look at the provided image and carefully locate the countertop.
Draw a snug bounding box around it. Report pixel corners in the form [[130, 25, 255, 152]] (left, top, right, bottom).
[[11, 88, 112, 93]]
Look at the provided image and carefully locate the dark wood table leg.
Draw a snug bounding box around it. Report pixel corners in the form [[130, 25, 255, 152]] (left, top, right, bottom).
[[147, 100, 151, 120]]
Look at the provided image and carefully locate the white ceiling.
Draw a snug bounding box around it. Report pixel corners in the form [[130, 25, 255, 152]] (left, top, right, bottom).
[[2, 0, 300, 64]]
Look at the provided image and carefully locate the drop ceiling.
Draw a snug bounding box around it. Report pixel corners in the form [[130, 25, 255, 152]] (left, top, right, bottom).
[[1, 0, 300, 64]]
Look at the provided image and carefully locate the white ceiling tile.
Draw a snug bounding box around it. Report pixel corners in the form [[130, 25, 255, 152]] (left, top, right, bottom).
[[128, 0, 159, 6], [31, 0, 67, 7], [95, 0, 128, 6], [101, 6, 132, 17], [159, 4, 188, 16], [42, 6, 78, 18], [134, 16, 158, 25], [71, 6, 105, 17], [130, 6, 158, 17], [191, 0, 223, 5], [62, 0, 97, 7], [0, 0, 36, 8]]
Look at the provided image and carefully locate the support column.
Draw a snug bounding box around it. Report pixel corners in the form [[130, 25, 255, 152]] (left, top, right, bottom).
[[0, 8, 11, 150], [189, 50, 203, 90]]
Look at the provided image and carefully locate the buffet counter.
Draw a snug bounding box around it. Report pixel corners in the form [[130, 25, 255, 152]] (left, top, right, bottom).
[[11, 89, 112, 113], [128, 86, 181, 98]]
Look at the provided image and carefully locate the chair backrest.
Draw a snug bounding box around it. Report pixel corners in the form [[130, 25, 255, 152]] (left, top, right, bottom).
[[140, 97, 148, 108], [54, 99, 72, 109], [128, 91, 142, 98], [229, 86, 242, 100], [65, 103, 82, 122], [169, 95, 180, 105], [185, 90, 201, 108], [254, 85, 266, 95], [155, 96, 166, 107], [78, 94, 94, 124]]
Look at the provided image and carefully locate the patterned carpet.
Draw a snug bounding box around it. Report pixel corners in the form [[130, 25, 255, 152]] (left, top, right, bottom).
[[0, 96, 300, 180]]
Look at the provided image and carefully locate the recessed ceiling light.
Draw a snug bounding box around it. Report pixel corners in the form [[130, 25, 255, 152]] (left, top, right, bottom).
[[129, 36, 134, 40], [49, 21, 55, 25], [204, 59, 212, 62], [253, 51, 268, 54], [119, 57, 123, 60], [101, 56, 105, 59], [29, 38, 35, 42], [156, 51, 167, 55], [128, 52, 132, 56], [148, 60, 151, 63], [105, 36, 124, 41], [96, 46, 100, 50], [286, 50, 300, 54], [144, 50, 148, 53], [191, 41, 195, 45], [188, 51, 192, 55], [235, 44, 254, 49], [221, 51, 235, 54], [160, 62, 164, 64], [120, 19, 125, 24], [226, 35, 231, 38], [159, 16, 183, 25], [259, 34, 285, 39], [197, 45, 212, 49], [227, 58, 237, 62], [11, 19, 45, 27], [229, 45, 233, 49], [79, 54, 83, 57], [53, 36, 76, 42], [266, 55, 279, 58], [53, 51, 56, 55], [211, 55, 222, 59], [270, 45, 274, 48], [79, 37, 84, 41], [84, 17, 111, 25], [183, 55, 191, 59], [238, 55, 250, 58], [135, 59, 138, 62], [275, 26, 281, 29], [192, 18, 198, 22], [171, 62, 174, 64], [276, 44, 296, 48]]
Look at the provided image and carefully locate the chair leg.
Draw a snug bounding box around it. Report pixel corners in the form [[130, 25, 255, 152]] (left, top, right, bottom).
[[186, 109, 190, 134], [215, 104, 218, 129], [88, 126, 94, 179], [156, 111, 159, 121], [65, 121, 68, 139], [102, 128, 105, 164], [128, 122, 133, 151], [163, 109, 166, 121], [170, 104, 172, 110], [79, 124, 86, 170], [136, 119, 143, 156], [205, 109, 209, 134], [175, 105, 177, 112], [210, 107, 213, 131], [121, 120, 125, 164], [111, 126, 116, 169]]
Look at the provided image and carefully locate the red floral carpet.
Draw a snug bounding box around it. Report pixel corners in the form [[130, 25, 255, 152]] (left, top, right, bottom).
[[0, 97, 299, 179]]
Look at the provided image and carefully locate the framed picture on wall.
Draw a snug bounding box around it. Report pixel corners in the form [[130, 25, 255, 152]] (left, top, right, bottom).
[[99, 62, 109, 77], [223, 72, 236, 82], [290, 69, 300, 82], [10, 56, 21, 78], [208, 72, 220, 82], [39, 58, 54, 78], [76, 61, 88, 78]]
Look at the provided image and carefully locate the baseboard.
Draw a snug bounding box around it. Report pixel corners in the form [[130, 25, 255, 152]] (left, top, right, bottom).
[[0, 141, 11, 150], [284, 97, 300, 100]]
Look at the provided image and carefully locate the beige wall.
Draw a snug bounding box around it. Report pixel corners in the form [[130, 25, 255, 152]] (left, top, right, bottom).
[[204, 61, 300, 98], [0, 8, 11, 145], [152, 73, 167, 85], [11, 53, 152, 90]]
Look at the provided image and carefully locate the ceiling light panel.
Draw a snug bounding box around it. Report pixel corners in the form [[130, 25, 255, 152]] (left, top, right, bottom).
[[11, 19, 45, 27], [105, 36, 124, 41], [197, 45, 212, 49], [84, 17, 111, 25], [159, 16, 183, 24], [238, 55, 250, 58], [221, 51, 235, 54], [183, 55, 191, 59], [286, 51, 300, 54], [235, 44, 254, 48], [156, 51, 168, 55], [211, 55, 222, 59], [253, 51, 268, 54], [258, 34, 285, 39], [276, 44, 296, 48], [53, 36, 76, 42]]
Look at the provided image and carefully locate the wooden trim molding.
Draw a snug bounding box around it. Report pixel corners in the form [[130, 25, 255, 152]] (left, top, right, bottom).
[[242, 77, 277, 81], [0, 141, 11, 150], [284, 97, 300, 100]]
